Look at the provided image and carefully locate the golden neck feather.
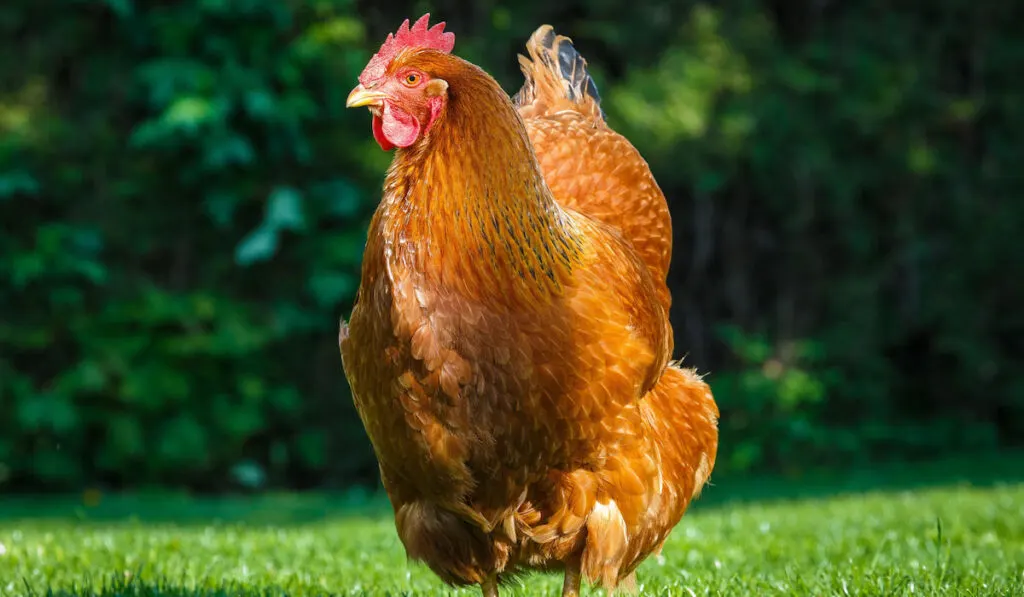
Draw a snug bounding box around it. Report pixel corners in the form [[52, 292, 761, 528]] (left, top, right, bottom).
[[375, 57, 584, 303]]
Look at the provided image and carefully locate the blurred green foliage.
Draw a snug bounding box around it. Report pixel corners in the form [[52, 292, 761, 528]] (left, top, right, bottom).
[[1, 0, 1020, 490], [0, 0, 382, 490]]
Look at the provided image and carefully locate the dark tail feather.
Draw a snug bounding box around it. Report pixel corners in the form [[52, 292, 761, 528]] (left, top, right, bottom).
[[513, 25, 607, 122]]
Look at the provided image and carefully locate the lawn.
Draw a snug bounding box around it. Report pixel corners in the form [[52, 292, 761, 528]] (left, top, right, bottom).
[[1, 465, 1022, 596]]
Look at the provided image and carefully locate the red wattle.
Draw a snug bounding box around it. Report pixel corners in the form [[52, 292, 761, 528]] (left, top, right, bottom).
[[372, 115, 395, 151], [380, 103, 420, 149]]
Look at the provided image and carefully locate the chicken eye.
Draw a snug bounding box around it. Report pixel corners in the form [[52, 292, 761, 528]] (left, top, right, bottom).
[[403, 73, 421, 86]]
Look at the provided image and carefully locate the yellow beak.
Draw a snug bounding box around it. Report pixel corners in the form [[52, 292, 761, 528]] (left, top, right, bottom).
[[346, 85, 387, 109]]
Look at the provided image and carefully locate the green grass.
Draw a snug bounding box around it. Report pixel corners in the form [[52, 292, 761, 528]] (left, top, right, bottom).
[[1, 472, 1022, 596]]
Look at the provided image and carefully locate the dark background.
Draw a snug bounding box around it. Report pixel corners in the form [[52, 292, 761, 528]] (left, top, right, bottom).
[[1, 0, 1020, 493]]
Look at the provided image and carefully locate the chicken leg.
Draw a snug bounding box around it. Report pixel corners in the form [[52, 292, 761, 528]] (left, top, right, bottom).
[[481, 575, 499, 597], [562, 554, 582, 597]]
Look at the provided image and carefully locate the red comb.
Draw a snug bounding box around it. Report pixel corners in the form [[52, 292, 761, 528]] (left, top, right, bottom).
[[359, 14, 456, 86]]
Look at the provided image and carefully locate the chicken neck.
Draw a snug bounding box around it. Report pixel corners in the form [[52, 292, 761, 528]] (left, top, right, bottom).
[[376, 60, 585, 304]]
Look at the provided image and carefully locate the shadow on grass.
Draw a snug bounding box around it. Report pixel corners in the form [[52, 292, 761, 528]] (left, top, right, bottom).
[[25, 576, 340, 597], [2, 451, 1023, 527]]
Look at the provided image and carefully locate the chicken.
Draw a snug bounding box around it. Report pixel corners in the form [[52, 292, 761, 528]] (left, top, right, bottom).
[[340, 14, 719, 596]]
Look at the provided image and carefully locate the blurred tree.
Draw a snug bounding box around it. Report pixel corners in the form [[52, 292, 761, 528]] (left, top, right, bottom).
[[0, 0, 1020, 490], [0, 0, 383, 490]]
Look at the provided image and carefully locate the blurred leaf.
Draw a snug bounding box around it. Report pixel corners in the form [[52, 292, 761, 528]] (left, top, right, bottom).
[[102, 0, 133, 18], [164, 97, 216, 128], [235, 222, 279, 266], [203, 191, 240, 228], [202, 133, 255, 169], [265, 186, 306, 232], [269, 386, 302, 415], [0, 171, 39, 199], [296, 431, 326, 468], [908, 140, 937, 175], [158, 416, 208, 467], [243, 90, 277, 120], [231, 460, 267, 489], [315, 178, 363, 218], [307, 270, 355, 307], [16, 394, 78, 432], [102, 416, 146, 465]]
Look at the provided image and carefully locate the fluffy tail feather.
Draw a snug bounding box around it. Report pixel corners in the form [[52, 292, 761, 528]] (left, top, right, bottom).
[[513, 25, 607, 121], [657, 365, 719, 503], [581, 365, 719, 593]]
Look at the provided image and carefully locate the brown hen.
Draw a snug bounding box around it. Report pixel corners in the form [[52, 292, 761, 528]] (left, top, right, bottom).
[[340, 14, 719, 597]]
